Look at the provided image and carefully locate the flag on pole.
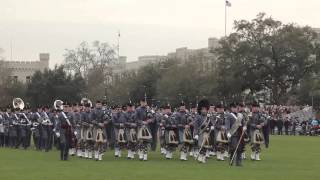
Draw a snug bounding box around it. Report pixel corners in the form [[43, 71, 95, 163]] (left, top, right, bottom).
[[226, 0, 232, 7]]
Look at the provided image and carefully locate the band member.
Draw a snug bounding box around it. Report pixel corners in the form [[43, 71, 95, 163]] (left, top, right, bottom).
[[80, 99, 94, 159], [125, 103, 138, 159], [248, 103, 265, 161], [0, 110, 5, 147], [162, 104, 178, 159], [19, 109, 31, 149], [1, 106, 11, 147], [112, 105, 127, 158], [237, 103, 250, 160], [40, 106, 53, 152], [72, 103, 82, 157], [9, 108, 20, 148], [176, 102, 193, 161], [136, 98, 153, 161], [54, 100, 75, 161], [194, 99, 214, 163], [225, 103, 247, 166], [158, 106, 166, 155], [214, 103, 228, 161], [188, 103, 198, 157], [91, 100, 108, 161]]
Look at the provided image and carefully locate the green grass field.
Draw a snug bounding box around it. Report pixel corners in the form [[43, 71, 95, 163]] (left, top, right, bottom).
[[0, 136, 319, 180]]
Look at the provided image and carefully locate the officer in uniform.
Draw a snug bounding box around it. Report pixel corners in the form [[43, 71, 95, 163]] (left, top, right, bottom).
[[225, 103, 247, 166]]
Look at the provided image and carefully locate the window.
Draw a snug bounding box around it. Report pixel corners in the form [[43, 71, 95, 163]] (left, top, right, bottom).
[[26, 76, 31, 83], [13, 76, 18, 83]]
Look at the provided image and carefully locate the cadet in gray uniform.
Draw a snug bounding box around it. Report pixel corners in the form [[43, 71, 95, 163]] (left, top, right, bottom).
[[136, 99, 153, 161], [176, 102, 193, 161], [54, 100, 75, 161], [225, 103, 247, 166], [248, 103, 265, 161], [194, 99, 214, 163], [91, 100, 109, 161], [163, 104, 178, 159], [112, 105, 127, 158], [125, 103, 138, 159]]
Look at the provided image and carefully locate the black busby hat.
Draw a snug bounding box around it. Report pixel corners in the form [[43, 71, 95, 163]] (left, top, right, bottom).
[[237, 102, 245, 107], [179, 101, 185, 107], [215, 102, 224, 109], [197, 99, 210, 113], [164, 104, 171, 110], [229, 102, 237, 108], [251, 102, 260, 107]]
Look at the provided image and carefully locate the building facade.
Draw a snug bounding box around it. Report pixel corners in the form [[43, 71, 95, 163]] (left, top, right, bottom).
[[4, 53, 49, 83]]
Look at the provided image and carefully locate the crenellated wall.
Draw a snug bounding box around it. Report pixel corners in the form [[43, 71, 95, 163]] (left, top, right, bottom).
[[4, 53, 50, 83]]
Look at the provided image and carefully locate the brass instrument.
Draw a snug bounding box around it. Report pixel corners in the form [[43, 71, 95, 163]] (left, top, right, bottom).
[[13, 98, 31, 124]]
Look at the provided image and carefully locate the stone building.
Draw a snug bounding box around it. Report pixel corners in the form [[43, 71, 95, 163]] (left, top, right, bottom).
[[4, 53, 49, 83]]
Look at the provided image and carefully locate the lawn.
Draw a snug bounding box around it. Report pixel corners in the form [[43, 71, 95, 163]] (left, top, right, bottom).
[[0, 136, 319, 180]]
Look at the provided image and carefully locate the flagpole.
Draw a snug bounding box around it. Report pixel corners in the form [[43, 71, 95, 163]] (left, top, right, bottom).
[[225, 1, 227, 37], [118, 30, 120, 60]]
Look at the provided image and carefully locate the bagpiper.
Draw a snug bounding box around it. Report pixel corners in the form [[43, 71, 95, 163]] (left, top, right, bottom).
[[80, 98, 94, 159], [176, 102, 194, 161], [91, 100, 108, 161], [248, 102, 265, 161], [136, 98, 153, 161], [194, 99, 214, 163], [163, 104, 178, 159], [125, 102, 138, 159], [112, 105, 127, 158], [214, 103, 228, 161]]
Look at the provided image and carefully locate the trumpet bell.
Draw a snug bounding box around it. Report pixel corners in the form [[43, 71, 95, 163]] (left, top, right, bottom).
[[13, 98, 24, 110], [54, 100, 64, 110]]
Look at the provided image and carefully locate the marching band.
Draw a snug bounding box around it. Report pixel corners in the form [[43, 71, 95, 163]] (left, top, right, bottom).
[[0, 97, 270, 166]]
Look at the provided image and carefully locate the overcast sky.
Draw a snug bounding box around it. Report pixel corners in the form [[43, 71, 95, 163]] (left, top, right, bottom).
[[0, 0, 319, 67]]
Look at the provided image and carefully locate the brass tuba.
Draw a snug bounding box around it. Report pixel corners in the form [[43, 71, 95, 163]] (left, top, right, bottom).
[[53, 100, 64, 110], [81, 98, 92, 107], [13, 98, 25, 110]]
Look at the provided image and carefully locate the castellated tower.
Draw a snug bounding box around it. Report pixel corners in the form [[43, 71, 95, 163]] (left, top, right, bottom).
[[4, 53, 50, 83]]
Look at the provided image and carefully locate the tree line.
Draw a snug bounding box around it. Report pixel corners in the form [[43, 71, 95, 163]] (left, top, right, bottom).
[[0, 13, 319, 108]]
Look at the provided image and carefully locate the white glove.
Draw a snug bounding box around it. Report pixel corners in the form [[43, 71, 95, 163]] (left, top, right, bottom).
[[243, 126, 247, 131], [207, 114, 211, 118], [227, 133, 231, 139], [164, 114, 169, 118], [194, 135, 199, 140], [74, 131, 78, 136], [56, 132, 60, 137], [210, 126, 215, 130]]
